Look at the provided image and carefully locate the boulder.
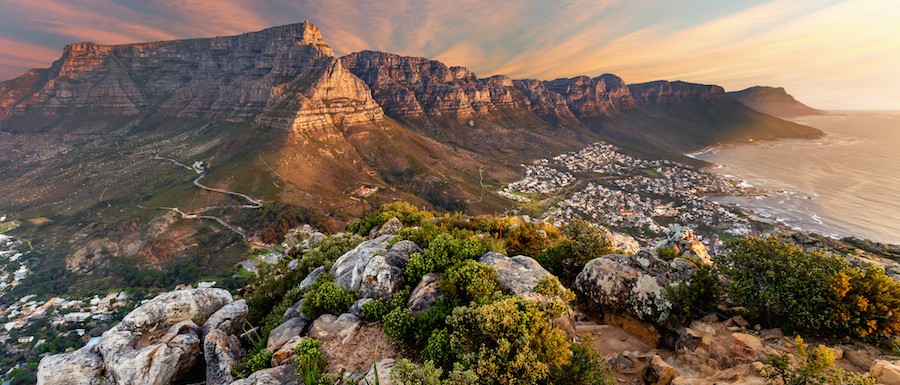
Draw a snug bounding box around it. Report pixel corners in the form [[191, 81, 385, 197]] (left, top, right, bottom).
[[37, 345, 104, 385], [299, 266, 325, 290], [267, 317, 308, 351], [655, 225, 711, 265], [870, 360, 900, 384], [364, 358, 397, 385], [271, 336, 302, 367], [349, 298, 374, 317], [229, 363, 299, 385], [102, 320, 201, 385], [407, 273, 443, 314], [118, 288, 233, 332], [731, 333, 763, 360], [309, 313, 361, 343], [575, 251, 699, 323], [331, 235, 419, 299], [283, 298, 307, 321], [643, 355, 678, 385], [205, 329, 243, 385], [478, 252, 559, 299], [202, 299, 248, 338], [369, 217, 403, 238], [611, 232, 641, 255]]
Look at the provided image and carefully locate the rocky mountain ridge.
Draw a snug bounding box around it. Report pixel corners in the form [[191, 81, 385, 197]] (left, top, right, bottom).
[[728, 86, 823, 118]]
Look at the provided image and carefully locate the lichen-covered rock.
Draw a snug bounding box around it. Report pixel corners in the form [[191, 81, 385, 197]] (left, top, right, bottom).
[[205, 329, 243, 385], [118, 288, 233, 332], [369, 217, 403, 238], [407, 273, 443, 314], [478, 252, 559, 300], [331, 235, 419, 299], [37, 345, 104, 385], [267, 316, 308, 351], [271, 336, 302, 366], [202, 299, 248, 338], [656, 225, 711, 265], [575, 251, 699, 323], [229, 363, 299, 385], [611, 232, 641, 255], [309, 313, 361, 343], [102, 320, 201, 385]]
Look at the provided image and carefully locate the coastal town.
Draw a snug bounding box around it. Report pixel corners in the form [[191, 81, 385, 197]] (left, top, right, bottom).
[[502, 142, 758, 249]]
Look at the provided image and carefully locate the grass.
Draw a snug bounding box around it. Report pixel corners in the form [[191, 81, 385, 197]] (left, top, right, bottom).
[[0, 221, 19, 233]]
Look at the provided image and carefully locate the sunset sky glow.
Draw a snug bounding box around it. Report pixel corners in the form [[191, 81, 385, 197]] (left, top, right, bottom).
[[0, 0, 897, 109]]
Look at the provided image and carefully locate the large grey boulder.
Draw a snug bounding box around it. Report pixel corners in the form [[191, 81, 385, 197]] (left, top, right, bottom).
[[655, 225, 712, 265], [369, 217, 403, 239], [202, 299, 248, 338], [308, 313, 361, 343], [102, 320, 201, 385], [407, 273, 443, 314], [299, 266, 325, 290], [229, 363, 299, 385], [205, 329, 243, 385], [575, 251, 699, 323], [331, 236, 420, 299], [37, 345, 104, 385], [478, 252, 559, 300], [118, 288, 233, 332], [267, 316, 308, 351]]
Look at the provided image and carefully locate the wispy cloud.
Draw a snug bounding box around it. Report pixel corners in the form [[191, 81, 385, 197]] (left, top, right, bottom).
[[0, 0, 897, 109]]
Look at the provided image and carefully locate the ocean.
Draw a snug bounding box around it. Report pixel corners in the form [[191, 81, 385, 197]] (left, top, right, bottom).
[[693, 110, 900, 245]]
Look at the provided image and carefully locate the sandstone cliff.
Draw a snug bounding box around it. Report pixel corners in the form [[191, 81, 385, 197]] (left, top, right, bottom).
[[0, 22, 383, 133]]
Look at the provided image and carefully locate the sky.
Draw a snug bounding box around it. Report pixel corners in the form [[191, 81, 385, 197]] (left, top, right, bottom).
[[0, 0, 897, 110]]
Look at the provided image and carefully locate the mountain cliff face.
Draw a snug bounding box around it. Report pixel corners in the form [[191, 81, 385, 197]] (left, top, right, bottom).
[[343, 51, 822, 159], [728, 86, 823, 118], [0, 22, 383, 133]]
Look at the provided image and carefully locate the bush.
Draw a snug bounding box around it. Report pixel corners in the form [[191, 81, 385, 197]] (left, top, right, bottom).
[[829, 265, 900, 339], [440, 260, 501, 305], [390, 359, 478, 385], [533, 277, 576, 302], [446, 297, 570, 385], [301, 277, 357, 318], [295, 339, 330, 385], [405, 233, 489, 284], [664, 264, 721, 326], [717, 237, 845, 332], [238, 348, 273, 378], [763, 336, 874, 385], [537, 220, 614, 285], [361, 298, 392, 321], [656, 246, 679, 261], [504, 224, 549, 257], [547, 337, 615, 385], [347, 202, 433, 236], [383, 307, 415, 342]]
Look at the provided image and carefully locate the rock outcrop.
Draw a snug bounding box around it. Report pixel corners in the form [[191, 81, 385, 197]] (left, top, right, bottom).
[[330, 234, 420, 299], [479, 252, 563, 300], [37, 288, 234, 385], [656, 225, 712, 265], [575, 251, 699, 323]]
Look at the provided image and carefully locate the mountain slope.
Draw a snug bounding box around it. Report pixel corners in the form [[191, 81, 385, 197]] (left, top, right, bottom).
[[728, 86, 823, 118]]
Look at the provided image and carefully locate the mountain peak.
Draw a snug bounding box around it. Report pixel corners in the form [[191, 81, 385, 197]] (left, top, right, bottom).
[[728, 86, 822, 118]]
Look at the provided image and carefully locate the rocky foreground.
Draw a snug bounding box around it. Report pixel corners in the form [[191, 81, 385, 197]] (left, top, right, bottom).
[[37, 219, 900, 385]]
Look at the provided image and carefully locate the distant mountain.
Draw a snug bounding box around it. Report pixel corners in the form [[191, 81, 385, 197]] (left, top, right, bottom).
[[728, 86, 823, 118], [0, 22, 822, 290]]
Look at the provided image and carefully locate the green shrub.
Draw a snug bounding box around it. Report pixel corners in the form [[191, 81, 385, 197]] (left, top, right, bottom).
[[440, 260, 501, 305], [446, 297, 570, 385], [656, 246, 679, 261], [391, 359, 442, 385], [301, 276, 357, 318], [405, 233, 489, 284], [238, 348, 273, 378], [347, 202, 433, 236], [383, 307, 415, 342], [547, 337, 614, 385], [295, 338, 330, 385], [422, 328, 451, 366], [533, 277, 575, 302], [537, 220, 614, 285], [361, 298, 392, 321], [717, 237, 845, 332], [664, 264, 721, 326], [763, 336, 874, 385]]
